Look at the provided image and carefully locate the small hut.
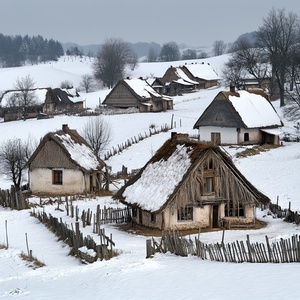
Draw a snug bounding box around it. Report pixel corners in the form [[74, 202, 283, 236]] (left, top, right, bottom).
[[27, 124, 105, 196]]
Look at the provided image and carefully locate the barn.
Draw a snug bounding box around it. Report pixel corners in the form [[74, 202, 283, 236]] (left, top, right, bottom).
[[27, 124, 105, 196], [114, 133, 270, 230]]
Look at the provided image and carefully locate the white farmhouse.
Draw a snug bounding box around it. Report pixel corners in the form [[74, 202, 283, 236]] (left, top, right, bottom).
[[193, 88, 283, 145]]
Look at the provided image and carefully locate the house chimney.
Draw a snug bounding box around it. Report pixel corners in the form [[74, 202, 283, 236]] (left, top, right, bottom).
[[171, 132, 177, 141], [230, 85, 235, 93], [62, 124, 69, 132]]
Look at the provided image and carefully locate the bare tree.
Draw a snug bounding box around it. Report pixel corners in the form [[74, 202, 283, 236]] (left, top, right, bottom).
[[147, 47, 158, 62], [159, 42, 181, 62], [256, 8, 300, 106], [226, 37, 272, 92], [182, 49, 197, 60], [213, 40, 226, 56], [8, 75, 37, 120], [79, 74, 95, 93], [222, 59, 246, 89], [93, 38, 135, 88], [0, 138, 34, 190], [128, 52, 139, 71], [81, 116, 113, 156], [60, 80, 73, 89]]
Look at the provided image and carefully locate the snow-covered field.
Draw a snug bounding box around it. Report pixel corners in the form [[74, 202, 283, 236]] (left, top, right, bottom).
[[0, 55, 300, 299]]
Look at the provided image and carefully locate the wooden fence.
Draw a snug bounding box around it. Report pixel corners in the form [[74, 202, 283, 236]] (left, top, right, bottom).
[[64, 199, 132, 229], [0, 186, 29, 210], [103, 124, 171, 161], [31, 209, 116, 263], [147, 231, 300, 263]]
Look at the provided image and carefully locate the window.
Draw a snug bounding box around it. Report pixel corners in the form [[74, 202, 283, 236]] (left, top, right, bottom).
[[225, 203, 244, 217], [151, 213, 156, 223], [204, 158, 214, 170], [52, 170, 63, 185], [203, 177, 214, 194], [177, 206, 193, 221]]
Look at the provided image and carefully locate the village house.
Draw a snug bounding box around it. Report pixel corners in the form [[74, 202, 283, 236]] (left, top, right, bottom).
[[193, 87, 283, 145], [0, 88, 84, 121], [180, 62, 221, 89], [114, 133, 270, 230], [27, 124, 105, 196], [102, 78, 173, 112], [43, 88, 84, 114], [158, 66, 199, 95]]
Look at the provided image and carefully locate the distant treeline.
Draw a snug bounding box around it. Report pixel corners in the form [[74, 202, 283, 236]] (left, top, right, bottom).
[[0, 33, 64, 67]]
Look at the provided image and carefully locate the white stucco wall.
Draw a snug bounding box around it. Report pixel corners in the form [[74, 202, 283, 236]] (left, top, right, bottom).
[[29, 168, 88, 195], [198, 126, 238, 144], [198, 127, 262, 145]]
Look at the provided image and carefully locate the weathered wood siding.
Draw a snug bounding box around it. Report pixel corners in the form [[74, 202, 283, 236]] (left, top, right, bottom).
[[29, 140, 78, 170], [104, 83, 142, 108]]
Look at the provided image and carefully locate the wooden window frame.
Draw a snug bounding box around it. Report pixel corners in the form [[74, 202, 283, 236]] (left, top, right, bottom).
[[52, 170, 63, 185], [203, 176, 214, 194], [225, 203, 245, 217], [177, 206, 193, 221]]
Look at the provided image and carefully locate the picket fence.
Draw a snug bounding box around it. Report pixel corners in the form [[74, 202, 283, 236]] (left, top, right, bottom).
[[31, 209, 116, 263], [147, 231, 300, 263]]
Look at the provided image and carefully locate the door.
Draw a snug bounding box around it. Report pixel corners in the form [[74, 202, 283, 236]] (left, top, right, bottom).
[[212, 205, 219, 228], [211, 132, 221, 145]]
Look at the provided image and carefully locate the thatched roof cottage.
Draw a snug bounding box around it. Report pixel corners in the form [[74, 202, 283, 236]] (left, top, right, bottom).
[[27, 124, 105, 196], [102, 78, 173, 112], [114, 133, 270, 230], [193, 88, 283, 145]]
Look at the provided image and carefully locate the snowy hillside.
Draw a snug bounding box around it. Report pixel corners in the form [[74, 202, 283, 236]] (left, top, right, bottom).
[[0, 55, 300, 300]]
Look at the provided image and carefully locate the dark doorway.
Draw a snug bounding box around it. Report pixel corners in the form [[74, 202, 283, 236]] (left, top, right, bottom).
[[212, 205, 219, 228]]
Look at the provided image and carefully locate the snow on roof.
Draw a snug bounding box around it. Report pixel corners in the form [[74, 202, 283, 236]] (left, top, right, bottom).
[[228, 91, 282, 128], [0, 88, 47, 107], [175, 67, 198, 85], [124, 78, 161, 98], [122, 144, 192, 212], [55, 133, 100, 171], [183, 63, 221, 80]]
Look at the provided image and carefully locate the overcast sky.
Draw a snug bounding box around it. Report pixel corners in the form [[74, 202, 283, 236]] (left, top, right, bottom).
[[1, 0, 300, 47]]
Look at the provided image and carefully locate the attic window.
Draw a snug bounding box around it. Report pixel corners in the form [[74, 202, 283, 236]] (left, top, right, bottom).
[[204, 158, 214, 170], [177, 206, 193, 221], [215, 112, 223, 121], [52, 170, 63, 185]]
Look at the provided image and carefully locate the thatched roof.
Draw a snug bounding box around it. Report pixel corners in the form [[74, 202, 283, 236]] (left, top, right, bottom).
[[28, 124, 105, 172], [194, 89, 283, 129], [114, 134, 270, 213]]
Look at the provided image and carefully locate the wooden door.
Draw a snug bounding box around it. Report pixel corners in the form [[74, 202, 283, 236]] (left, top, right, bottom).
[[211, 132, 221, 145]]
